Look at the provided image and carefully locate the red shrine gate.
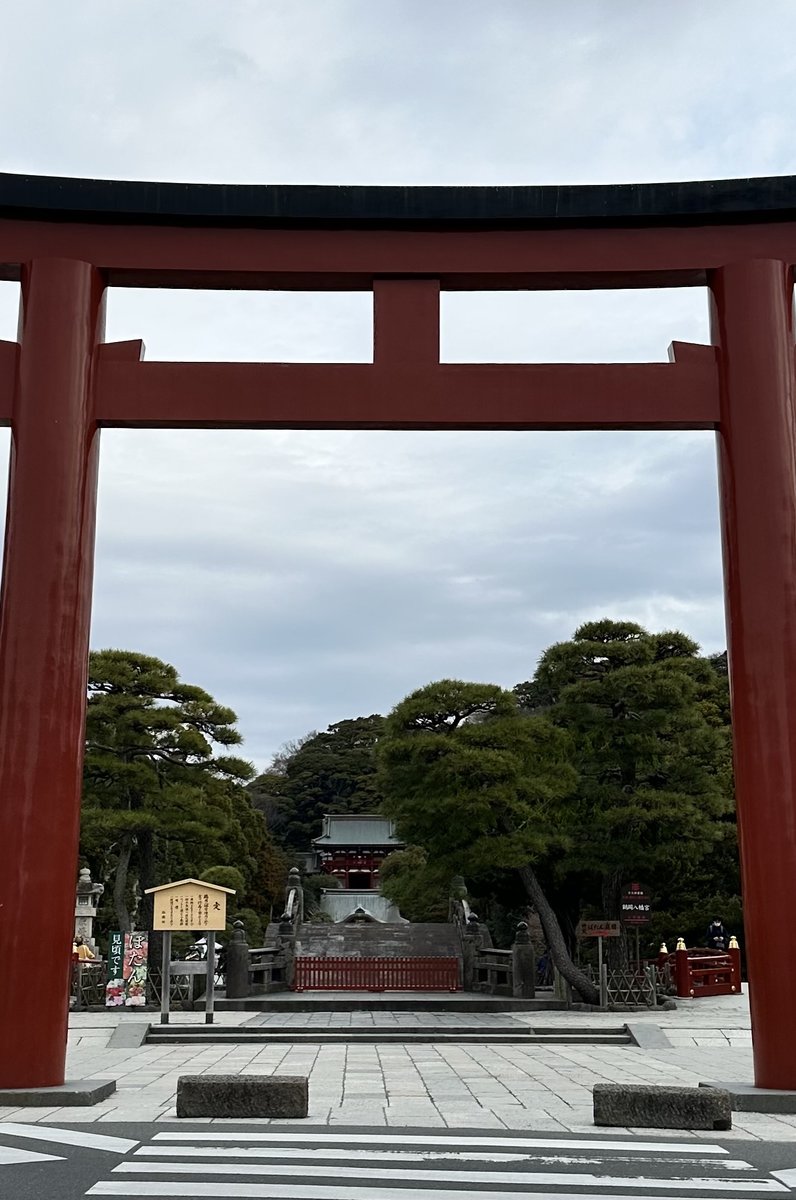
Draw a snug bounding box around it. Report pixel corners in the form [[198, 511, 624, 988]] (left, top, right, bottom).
[[0, 173, 795, 1090]]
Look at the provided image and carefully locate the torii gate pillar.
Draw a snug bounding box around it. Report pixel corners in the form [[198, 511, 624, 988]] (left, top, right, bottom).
[[712, 258, 796, 1088], [0, 259, 103, 1087]]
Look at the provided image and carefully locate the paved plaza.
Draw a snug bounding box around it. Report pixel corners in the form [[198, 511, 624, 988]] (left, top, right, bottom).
[[1, 988, 794, 1140]]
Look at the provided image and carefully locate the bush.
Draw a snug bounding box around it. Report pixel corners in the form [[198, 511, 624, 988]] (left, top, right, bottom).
[[229, 906, 264, 947]]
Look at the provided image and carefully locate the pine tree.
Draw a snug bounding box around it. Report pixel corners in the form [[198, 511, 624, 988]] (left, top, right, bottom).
[[517, 620, 734, 934], [81, 650, 265, 934], [378, 678, 599, 1004]]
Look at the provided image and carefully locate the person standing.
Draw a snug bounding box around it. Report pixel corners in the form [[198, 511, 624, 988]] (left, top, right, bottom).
[[705, 918, 729, 950]]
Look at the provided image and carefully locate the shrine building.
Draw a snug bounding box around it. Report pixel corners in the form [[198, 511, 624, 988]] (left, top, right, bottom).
[[311, 814, 404, 890]]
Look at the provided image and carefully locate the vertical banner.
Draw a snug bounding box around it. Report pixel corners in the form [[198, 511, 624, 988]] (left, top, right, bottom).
[[123, 931, 149, 1007], [105, 931, 125, 1007]]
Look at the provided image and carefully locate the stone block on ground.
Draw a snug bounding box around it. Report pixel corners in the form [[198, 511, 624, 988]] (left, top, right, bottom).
[[593, 1083, 731, 1130], [700, 1081, 796, 1113], [176, 1074, 308, 1119], [0, 1079, 116, 1107]]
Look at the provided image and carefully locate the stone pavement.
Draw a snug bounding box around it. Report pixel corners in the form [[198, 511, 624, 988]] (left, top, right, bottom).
[[2, 987, 794, 1140]]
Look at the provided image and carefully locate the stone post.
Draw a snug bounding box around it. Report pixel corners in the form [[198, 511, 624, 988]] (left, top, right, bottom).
[[74, 867, 104, 954], [511, 920, 536, 999], [462, 912, 483, 992], [225, 920, 251, 1000], [282, 867, 303, 926], [674, 937, 692, 998]]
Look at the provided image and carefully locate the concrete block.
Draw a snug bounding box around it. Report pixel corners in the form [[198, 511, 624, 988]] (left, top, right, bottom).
[[625, 1023, 672, 1049], [109, 1023, 149, 1049], [176, 1074, 308, 1119], [701, 1081, 796, 1113], [0, 1079, 116, 1107], [593, 1083, 731, 1130]]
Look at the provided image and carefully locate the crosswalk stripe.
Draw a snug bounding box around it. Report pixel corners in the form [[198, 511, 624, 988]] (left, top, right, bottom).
[[152, 1131, 729, 1155], [0, 1122, 137, 1154], [110, 1160, 787, 1192], [134, 1146, 757, 1169], [0, 1145, 65, 1166], [86, 1187, 789, 1200]]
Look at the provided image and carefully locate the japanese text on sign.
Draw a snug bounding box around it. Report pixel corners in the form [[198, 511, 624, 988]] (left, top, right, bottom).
[[577, 919, 621, 938], [145, 879, 232, 931], [621, 884, 651, 925]]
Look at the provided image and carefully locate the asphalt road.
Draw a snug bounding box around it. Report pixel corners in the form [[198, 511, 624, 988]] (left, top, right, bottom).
[[3, 1121, 796, 1199]]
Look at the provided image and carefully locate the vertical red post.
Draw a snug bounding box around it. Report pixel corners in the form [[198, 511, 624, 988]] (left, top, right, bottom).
[[0, 258, 104, 1088], [373, 279, 440, 365], [712, 258, 796, 1088], [674, 943, 692, 999], [729, 941, 742, 994]]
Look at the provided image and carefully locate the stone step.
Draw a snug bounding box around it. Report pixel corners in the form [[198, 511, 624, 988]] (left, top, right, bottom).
[[210, 993, 566, 1012], [210, 994, 566, 1013], [292, 921, 463, 959], [146, 1025, 631, 1045]]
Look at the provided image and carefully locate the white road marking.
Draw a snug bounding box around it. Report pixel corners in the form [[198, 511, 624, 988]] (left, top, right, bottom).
[[86, 1187, 788, 1200], [772, 1167, 796, 1186], [152, 1131, 729, 1154], [134, 1145, 755, 1169], [112, 1160, 786, 1192], [0, 1145, 64, 1166], [0, 1121, 137, 1154]]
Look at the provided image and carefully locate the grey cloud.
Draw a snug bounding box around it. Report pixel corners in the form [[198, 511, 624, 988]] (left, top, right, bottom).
[[82, 424, 722, 765]]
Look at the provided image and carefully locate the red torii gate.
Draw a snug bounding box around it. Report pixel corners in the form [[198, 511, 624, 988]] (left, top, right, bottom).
[[0, 173, 794, 1090]]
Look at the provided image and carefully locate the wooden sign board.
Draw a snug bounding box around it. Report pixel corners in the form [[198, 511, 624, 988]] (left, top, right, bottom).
[[577, 919, 622, 938], [145, 878, 235, 932]]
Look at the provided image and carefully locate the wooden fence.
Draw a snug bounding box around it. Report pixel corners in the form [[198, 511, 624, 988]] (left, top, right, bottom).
[[292, 955, 460, 992]]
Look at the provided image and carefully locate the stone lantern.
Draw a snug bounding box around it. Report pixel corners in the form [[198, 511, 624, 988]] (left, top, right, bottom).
[[74, 867, 104, 954]]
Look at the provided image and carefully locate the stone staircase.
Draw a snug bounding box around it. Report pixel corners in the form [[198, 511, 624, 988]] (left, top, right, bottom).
[[293, 921, 462, 959], [147, 1020, 631, 1045]]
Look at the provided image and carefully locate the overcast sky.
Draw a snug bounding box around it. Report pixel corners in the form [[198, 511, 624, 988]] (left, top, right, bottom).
[[0, 2, 791, 769]]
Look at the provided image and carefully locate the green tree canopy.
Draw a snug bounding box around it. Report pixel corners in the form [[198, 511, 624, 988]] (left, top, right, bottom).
[[81, 650, 275, 934], [379, 846, 451, 923], [516, 619, 735, 925], [378, 678, 598, 1003], [249, 715, 386, 852]]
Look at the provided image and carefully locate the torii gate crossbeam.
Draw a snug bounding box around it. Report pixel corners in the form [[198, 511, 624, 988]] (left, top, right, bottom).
[[0, 174, 793, 1090]]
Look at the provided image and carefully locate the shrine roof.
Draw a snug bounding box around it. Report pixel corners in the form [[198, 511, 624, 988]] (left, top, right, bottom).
[[312, 814, 405, 847]]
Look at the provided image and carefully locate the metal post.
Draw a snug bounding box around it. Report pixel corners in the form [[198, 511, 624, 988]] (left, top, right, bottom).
[[597, 938, 608, 1008], [205, 937, 216, 1025], [597, 937, 603, 1000], [160, 931, 172, 1025]]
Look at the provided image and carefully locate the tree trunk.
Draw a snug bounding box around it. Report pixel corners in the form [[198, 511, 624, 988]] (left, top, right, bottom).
[[601, 869, 626, 969], [114, 835, 133, 932], [517, 863, 600, 1005], [137, 827, 158, 924], [137, 827, 162, 965]]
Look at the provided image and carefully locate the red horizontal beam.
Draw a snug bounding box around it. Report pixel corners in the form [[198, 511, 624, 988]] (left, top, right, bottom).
[[94, 355, 719, 431], [2, 219, 796, 288]]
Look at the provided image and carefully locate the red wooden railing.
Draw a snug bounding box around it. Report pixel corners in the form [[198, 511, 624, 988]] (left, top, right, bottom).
[[292, 955, 460, 992], [657, 940, 742, 999]]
